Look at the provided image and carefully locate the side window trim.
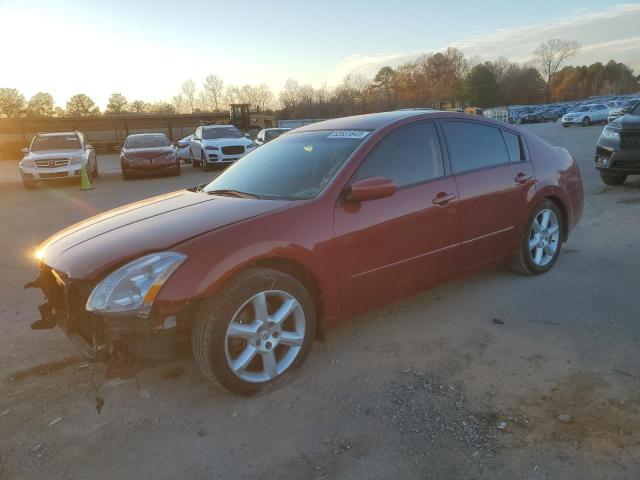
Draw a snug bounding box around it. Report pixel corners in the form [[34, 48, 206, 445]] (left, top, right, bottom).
[[501, 126, 530, 163], [349, 120, 449, 192]]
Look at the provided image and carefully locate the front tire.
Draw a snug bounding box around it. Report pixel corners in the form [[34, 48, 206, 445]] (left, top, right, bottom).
[[22, 178, 36, 190], [201, 150, 210, 172], [600, 171, 627, 185], [192, 267, 316, 396], [191, 150, 200, 168], [581, 116, 591, 127], [510, 200, 563, 275]]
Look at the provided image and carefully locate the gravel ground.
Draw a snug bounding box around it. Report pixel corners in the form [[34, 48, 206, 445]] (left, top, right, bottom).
[[0, 122, 639, 479]]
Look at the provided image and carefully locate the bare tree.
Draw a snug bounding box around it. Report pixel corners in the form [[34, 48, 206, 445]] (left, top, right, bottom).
[[171, 94, 186, 114], [181, 79, 197, 113], [203, 74, 224, 111], [534, 38, 580, 102]]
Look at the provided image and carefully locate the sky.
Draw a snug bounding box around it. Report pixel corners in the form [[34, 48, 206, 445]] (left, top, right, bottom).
[[0, 0, 638, 109]]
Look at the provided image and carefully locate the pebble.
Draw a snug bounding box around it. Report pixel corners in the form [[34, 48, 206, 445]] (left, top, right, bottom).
[[48, 417, 62, 426], [557, 414, 572, 423]]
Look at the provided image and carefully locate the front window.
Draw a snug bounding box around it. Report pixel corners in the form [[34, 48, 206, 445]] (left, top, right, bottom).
[[31, 135, 81, 152], [203, 130, 369, 200], [632, 101, 640, 115], [125, 135, 170, 149], [203, 127, 243, 139]]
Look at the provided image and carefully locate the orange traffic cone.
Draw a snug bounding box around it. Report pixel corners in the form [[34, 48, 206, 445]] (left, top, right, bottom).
[[80, 163, 93, 190]]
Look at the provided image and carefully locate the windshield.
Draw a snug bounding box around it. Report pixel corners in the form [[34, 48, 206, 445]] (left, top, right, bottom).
[[31, 135, 81, 152], [203, 130, 369, 200], [125, 135, 170, 149], [203, 127, 243, 139], [633, 102, 640, 115], [573, 106, 589, 113]]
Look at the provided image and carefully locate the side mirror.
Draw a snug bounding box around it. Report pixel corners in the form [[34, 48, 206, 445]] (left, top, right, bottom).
[[21, 147, 29, 154], [347, 177, 396, 202], [244, 133, 250, 138]]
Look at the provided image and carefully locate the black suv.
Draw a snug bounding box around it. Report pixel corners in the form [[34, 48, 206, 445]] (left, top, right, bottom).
[[595, 101, 640, 185]]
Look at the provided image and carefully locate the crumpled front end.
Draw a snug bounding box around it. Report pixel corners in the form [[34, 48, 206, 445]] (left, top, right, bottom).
[[28, 263, 191, 372]]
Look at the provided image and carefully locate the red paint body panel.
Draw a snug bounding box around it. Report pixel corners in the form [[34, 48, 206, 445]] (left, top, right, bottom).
[[35, 111, 584, 330]]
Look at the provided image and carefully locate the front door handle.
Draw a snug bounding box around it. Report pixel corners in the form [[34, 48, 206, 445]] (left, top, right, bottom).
[[514, 173, 532, 184], [432, 192, 456, 206]]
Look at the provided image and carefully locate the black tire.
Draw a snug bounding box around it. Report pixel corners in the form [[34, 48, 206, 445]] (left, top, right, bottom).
[[581, 117, 590, 127], [201, 150, 210, 172], [122, 170, 131, 180], [600, 171, 627, 186], [191, 150, 200, 168], [510, 199, 564, 276], [93, 159, 99, 177], [562, 124, 569, 128], [172, 162, 181, 176], [192, 267, 316, 396], [23, 178, 36, 190]]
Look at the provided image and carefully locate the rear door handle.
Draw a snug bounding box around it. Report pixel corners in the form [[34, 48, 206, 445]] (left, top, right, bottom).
[[432, 192, 456, 206], [514, 173, 532, 184]]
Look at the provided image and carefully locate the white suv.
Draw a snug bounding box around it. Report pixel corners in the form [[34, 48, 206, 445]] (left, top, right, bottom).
[[189, 125, 256, 171], [19, 131, 98, 189]]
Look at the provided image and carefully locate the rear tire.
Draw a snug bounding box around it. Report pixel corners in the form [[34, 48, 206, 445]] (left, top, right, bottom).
[[600, 171, 627, 185], [192, 267, 316, 396], [122, 170, 131, 180], [172, 162, 181, 176], [510, 200, 563, 275]]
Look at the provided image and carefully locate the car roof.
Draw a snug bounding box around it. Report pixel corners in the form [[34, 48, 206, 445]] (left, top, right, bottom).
[[202, 124, 238, 129], [264, 128, 290, 131], [295, 110, 436, 132], [127, 133, 167, 137], [36, 132, 78, 137]]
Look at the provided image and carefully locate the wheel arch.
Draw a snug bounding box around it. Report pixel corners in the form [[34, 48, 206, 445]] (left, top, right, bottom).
[[541, 194, 569, 242], [250, 257, 326, 340]]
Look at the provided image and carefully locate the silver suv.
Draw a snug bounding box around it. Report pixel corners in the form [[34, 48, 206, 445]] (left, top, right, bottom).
[[19, 131, 98, 189]]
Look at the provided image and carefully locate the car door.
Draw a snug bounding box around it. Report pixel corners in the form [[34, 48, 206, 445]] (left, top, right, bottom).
[[593, 104, 608, 122], [333, 122, 462, 315], [440, 120, 535, 269], [191, 127, 202, 159]]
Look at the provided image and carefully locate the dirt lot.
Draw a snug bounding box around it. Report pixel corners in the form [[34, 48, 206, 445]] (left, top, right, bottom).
[[1, 123, 639, 479]]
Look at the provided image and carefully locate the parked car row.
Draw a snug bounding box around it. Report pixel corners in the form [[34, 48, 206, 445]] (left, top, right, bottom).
[[18, 125, 289, 189], [507, 93, 640, 126]]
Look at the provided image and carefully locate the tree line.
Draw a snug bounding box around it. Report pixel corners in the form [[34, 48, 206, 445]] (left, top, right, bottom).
[[0, 75, 276, 119], [1, 38, 638, 120], [278, 39, 639, 119]]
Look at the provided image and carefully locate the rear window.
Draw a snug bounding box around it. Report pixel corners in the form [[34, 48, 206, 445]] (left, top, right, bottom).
[[442, 122, 510, 174], [502, 130, 524, 163], [31, 135, 81, 152], [125, 135, 170, 149]]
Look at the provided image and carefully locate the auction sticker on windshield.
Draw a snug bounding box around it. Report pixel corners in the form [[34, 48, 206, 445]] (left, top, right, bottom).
[[327, 130, 370, 139]]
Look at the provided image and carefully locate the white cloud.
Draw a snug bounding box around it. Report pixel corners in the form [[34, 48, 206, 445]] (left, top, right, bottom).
[[329, 3, 640, 83]]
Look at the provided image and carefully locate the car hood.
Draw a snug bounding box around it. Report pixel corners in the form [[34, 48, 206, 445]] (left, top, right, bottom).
[[122, 146, 175, 159], [26, 149, 83, 160], [201, 138, 253, 147], [37, 190, 290, 279], [614, 113, 640, 130]]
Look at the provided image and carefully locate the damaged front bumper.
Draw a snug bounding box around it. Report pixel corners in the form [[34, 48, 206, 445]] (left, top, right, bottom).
[[27, 264, 189, 366]]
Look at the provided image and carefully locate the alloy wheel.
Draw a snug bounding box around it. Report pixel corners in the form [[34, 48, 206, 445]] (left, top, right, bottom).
[[224, 290, 305, 383], [529, 208, 560, 267]]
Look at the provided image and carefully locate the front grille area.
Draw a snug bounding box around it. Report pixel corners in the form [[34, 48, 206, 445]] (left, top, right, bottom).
[[38, 265, 101, 345], [221, 146, 245, 155], [620, 133, 640, 150], [35, 158, 69, 168], [40, 172, 69, 179]]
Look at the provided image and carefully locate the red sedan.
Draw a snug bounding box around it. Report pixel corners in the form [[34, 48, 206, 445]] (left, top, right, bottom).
[[120, 133, 181, 179], [30, 111, 583, 395]]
